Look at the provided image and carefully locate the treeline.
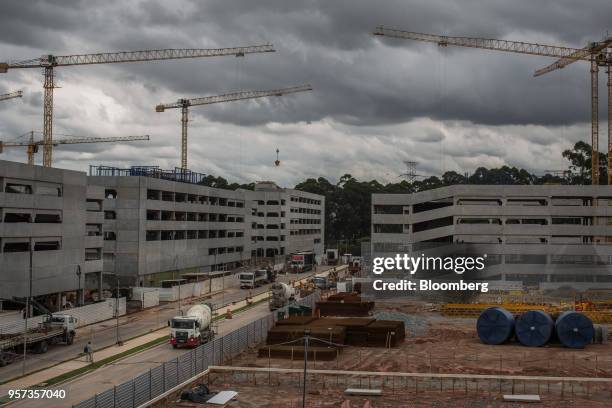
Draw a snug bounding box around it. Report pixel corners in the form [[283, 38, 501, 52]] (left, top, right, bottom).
[[198, 141, 601, 249]]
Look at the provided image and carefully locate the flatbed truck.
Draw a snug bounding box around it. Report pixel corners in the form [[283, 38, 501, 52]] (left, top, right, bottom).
[[0, 314, 77, 367]]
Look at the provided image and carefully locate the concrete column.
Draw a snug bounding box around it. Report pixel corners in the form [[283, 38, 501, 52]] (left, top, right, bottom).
[[98, 271, 103, 301], [77, 289, 84, 307], [56, 292, 62, 311]]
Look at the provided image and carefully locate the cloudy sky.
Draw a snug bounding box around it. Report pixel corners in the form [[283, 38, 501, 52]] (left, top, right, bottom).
[[0, 0, 610, 186]]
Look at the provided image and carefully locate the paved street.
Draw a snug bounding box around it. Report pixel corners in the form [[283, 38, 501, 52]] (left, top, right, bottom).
[[0, 268, 322, 385]]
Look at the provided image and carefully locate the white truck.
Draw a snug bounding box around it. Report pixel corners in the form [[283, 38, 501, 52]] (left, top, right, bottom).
[[239, 269, 268, 289], [169, 304, 214, 348], [0, 314, 77, 367], [269, 282, 296, 311]]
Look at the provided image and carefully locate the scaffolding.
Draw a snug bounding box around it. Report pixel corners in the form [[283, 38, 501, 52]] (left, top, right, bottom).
[[89, 165, 209, 185]]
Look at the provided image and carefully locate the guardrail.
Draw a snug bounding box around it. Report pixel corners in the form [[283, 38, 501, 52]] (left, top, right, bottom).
[[71, 292, 320, 408]]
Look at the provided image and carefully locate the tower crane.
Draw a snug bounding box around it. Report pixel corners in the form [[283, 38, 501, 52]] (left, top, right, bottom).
[[155, 84, 312, 169], [0, 90, 22, 102], [373, 26, 612, 185], [0, 44, 275, 167], [0, 131, 149, 165], [533, 40, 612, 184]]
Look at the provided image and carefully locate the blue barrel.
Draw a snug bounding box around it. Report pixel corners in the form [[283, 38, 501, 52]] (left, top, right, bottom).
[[555, 311, 594, 349], [476, 307, 514, 345], [515, 310, 553, 347]]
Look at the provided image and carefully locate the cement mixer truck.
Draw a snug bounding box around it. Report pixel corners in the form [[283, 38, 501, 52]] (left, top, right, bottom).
[[269, 282, 296, 311], [169, 304, 214, 348]]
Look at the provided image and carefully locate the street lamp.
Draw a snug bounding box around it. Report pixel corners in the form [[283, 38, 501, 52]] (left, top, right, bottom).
[[302, 329, 311, 408], [75, 265, 82, 307], [115, 277, 122, 346], [22, 238, 33, 376]]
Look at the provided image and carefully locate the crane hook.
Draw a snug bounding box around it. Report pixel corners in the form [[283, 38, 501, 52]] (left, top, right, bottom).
[[274, 148, 280, 167]]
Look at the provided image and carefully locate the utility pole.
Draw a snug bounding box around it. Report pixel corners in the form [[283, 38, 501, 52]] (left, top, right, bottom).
[[302, 329, 310, 408], [22, 238, 33, 376]]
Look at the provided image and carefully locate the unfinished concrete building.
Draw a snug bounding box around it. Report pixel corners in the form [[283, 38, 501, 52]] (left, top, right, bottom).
[[243, 181, 324, 260], [0, 159, 104, 308], [88, 167, 325, 287], [88, 166, 249, 287], [372, 185, 612, 289]]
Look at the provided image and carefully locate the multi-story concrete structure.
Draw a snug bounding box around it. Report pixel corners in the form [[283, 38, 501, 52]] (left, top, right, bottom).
[[372, 185, 612, 288], [243, 181, 324, 259], [88, 167, 250, 287], [1, 161, 325, 296], [0, 160, 103, 307], [88, 167, 325, 287]]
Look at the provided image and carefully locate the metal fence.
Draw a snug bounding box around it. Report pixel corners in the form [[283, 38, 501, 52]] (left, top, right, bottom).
[[72, 293, 320, 408]]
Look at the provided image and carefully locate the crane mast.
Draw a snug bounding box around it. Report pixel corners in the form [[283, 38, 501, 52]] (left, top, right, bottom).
[[0, 44, 275, 167], [156, 85, 313, 169], [374, 26, 612, 185], [0, 132, 150, 165], [533, 38, 612, 184]]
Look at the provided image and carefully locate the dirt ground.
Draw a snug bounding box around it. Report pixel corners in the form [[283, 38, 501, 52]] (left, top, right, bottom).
[[173, 385, 611, 408], [231, 300, 612, 378], [172, 299, 612, 407]]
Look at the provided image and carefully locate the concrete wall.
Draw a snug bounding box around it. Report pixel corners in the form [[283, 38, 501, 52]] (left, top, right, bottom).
[[0, 160, 94, 299]]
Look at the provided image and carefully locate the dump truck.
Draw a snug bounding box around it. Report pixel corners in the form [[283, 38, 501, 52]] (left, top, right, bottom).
[[0, 314, 77, 367], [169, 304, 214, 348], [269, 282, 296, 311], [239, 269, 268, 289]]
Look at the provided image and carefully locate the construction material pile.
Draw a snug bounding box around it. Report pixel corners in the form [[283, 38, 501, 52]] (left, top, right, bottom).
[[265, 325, 347, 345], [258, 315, 406, 359], [315, 292, 375, 317]]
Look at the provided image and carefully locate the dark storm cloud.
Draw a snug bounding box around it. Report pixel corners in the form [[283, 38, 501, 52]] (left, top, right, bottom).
[[1, 0, 608, 129], [0, 0, 609, 182]]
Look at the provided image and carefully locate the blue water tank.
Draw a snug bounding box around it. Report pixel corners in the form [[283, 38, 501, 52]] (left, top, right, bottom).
[[515, 310, 553, 347], [555, 311, 594, 349], [476, 307, 514, 345]]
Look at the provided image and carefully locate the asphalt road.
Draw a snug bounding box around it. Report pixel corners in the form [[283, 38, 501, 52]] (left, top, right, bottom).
[[0, 269, 321, 385]]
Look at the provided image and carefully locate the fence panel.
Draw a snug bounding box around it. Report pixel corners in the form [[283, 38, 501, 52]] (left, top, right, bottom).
[[178, 351, 193, 383], [73, 396, 96, 408], [114, 381, 135, 408], [94, 389, 115, 408], [149, 365, 165, 400], [164, 359, 179, 390], [133, 371, 152, 407]]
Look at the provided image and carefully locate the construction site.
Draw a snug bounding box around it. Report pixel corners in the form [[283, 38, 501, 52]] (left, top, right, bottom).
[[108, 284, 605, 408], [1, 2, 612, 408]]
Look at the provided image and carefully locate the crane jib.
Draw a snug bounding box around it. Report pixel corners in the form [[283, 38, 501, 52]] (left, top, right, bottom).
[[1, 45, 276, 70]]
